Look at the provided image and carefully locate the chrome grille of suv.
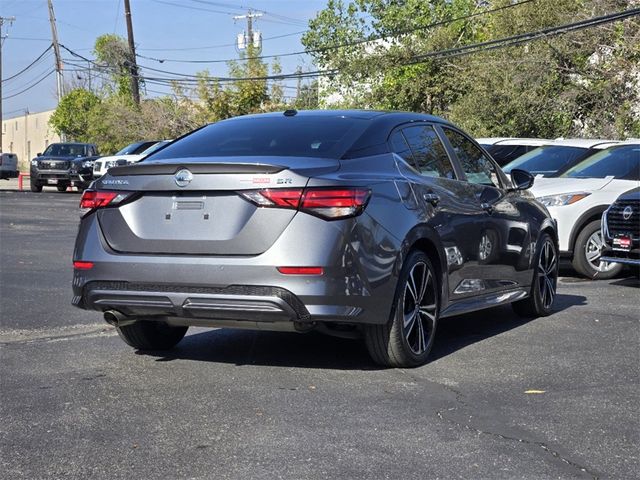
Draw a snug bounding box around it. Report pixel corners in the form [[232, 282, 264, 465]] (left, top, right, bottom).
[[40, 160, 70, 170], [607, 199, 640, 239]]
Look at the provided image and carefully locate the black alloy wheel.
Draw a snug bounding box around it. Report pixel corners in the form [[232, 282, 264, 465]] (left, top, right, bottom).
[[365, 250, 439, 367], [513, 233, 558, 317]]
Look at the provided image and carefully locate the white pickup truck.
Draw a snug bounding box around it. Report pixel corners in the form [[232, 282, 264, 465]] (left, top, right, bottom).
[[0, 153, 19, 180]]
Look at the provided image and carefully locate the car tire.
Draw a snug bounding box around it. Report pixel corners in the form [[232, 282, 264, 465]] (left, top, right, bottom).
[[365, 250, 439, 368], [572, 220, 623, 280], [116, 321, 188, 350], [513, 233, 558, 318], [30, 179, 42, 192]]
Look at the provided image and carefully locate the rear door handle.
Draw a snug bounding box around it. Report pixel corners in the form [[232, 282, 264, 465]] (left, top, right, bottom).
[[422, 193, 440, 206], [481, 202, 494, 214]]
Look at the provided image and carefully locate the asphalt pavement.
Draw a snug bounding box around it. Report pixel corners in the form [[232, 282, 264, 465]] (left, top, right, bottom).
[[1, 190, 638, 479]]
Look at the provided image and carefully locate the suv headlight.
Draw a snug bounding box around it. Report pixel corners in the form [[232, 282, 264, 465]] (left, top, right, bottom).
[[537, 192, 591, 207], [82, 160, 95, 168], [31, 159, 38, 166]]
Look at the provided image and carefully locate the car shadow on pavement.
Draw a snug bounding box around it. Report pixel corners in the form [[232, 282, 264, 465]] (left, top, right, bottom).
[[139, 292, 587, 370], [609, 276, 639, 288], [430, 292, 586, 362]]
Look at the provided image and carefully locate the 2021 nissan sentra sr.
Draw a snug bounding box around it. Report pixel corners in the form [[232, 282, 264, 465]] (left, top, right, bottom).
[[72, 110, 558, 367]]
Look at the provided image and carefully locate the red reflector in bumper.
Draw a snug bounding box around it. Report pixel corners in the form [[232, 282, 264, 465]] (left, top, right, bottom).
[[73, 261, 94, 270], [277, 266, 323, 275]]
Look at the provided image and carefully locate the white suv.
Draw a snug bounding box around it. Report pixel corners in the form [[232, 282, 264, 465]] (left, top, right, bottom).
[[93, 140, 170, 178], [531, 143, 640, 279]]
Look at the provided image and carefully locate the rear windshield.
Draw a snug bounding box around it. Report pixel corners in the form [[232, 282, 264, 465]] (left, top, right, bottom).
[[503, 146, 592, 175], [560, 145, 640, 180], [146, 116, 366, 160], [114, 141, 157, 156], [140, 141, 171, 156]]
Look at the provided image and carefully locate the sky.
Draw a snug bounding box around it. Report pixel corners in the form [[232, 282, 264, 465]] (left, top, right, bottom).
[[1, 0, 328, 119]]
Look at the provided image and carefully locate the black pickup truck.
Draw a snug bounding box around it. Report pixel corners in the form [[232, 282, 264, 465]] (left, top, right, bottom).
[[30, 142, 100, 192]]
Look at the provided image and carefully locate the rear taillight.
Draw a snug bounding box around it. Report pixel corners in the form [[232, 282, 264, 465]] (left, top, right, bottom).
[[240, 187, 370, 220], [79, 190, 132, 216], [277, 266, 323, 275], [73, 261, 94, 270]]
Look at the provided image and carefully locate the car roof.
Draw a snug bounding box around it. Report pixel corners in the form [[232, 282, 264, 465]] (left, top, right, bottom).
[[476, 137, 553, 146], [548, 138, 620, 149], [484, 138, 553, 146], [234, 109, 453, 125]]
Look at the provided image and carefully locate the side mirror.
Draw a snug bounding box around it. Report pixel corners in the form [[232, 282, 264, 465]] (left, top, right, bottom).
[[37, 153, 42, 157], [510, 169, 534, 190]]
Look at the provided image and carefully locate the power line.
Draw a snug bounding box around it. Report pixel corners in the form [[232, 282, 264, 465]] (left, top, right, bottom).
[[2, 44, 53, 83], [2, 69, 55, 100], [60, 9, 640, 86], [4, 63, 55, 93], [137, 0, 537, 64], [407, 8, 640, 63], [150, 0, 239, 16], [138, 30, 305, 52]]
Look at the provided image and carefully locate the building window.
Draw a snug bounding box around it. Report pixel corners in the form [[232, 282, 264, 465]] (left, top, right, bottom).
[[9, 142, 13, 153], [35, 118, 39, 129], [15, 121, 18, 131]]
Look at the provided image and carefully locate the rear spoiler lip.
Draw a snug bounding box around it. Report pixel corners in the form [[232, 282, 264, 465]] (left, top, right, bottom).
[[109, 162, 286, 176]]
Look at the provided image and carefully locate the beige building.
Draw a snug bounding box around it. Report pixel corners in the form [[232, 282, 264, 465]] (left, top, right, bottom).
[[1, 110, 61, 171]]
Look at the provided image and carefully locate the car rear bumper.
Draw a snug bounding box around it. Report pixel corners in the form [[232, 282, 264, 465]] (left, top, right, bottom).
[[1, 170, 19, 179], [72, 213, 401, 326], [74, 280, 310, 321]]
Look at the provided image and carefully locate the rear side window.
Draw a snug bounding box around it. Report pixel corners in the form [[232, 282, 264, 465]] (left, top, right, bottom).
[[389, 131, 414, 164], [401, 126, 455, 179], [147, 116, 366, 160], [485, 145, 529, 166], [444, 128, 500, 187]]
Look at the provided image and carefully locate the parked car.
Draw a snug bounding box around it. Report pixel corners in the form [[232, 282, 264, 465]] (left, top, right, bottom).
[[531, 143, 639, 279], [601, 187, 640, 268], [73, 110, 558, 367], [92, 140, 169, 178], [476, 138, 552, 166], [503, 139, 619, 177], [0, 153, 19, 179], [30, 143, 99, 192]]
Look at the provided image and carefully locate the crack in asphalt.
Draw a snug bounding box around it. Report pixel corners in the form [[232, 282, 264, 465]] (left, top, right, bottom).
[[436, 408, 601, 479], [0, 324, 116, 345], [396, 368, 600, 479]]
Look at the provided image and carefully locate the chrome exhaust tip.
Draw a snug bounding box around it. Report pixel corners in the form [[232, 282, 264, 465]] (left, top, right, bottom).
[[103, 310, 136, 327]]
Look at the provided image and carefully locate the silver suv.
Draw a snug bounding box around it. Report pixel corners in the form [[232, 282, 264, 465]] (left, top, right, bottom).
[[72, 110, 558, 367]]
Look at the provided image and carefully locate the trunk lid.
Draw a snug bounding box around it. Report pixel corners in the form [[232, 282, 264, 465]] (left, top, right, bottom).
[[94, 157, 339, 256]]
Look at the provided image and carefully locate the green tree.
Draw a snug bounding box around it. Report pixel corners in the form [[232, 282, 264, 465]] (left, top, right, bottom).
[[49, 88, 101, 141], [93, 34, 137, 99], [303, 0, 640, 138]]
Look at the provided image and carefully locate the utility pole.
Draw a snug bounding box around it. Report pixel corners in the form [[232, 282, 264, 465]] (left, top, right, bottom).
[[47, 0, 64, 104], [0, 15, 16, 153], [234, 10, 263, 54], [123, 0, 140, 105], [295, 66, 302, 102]]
